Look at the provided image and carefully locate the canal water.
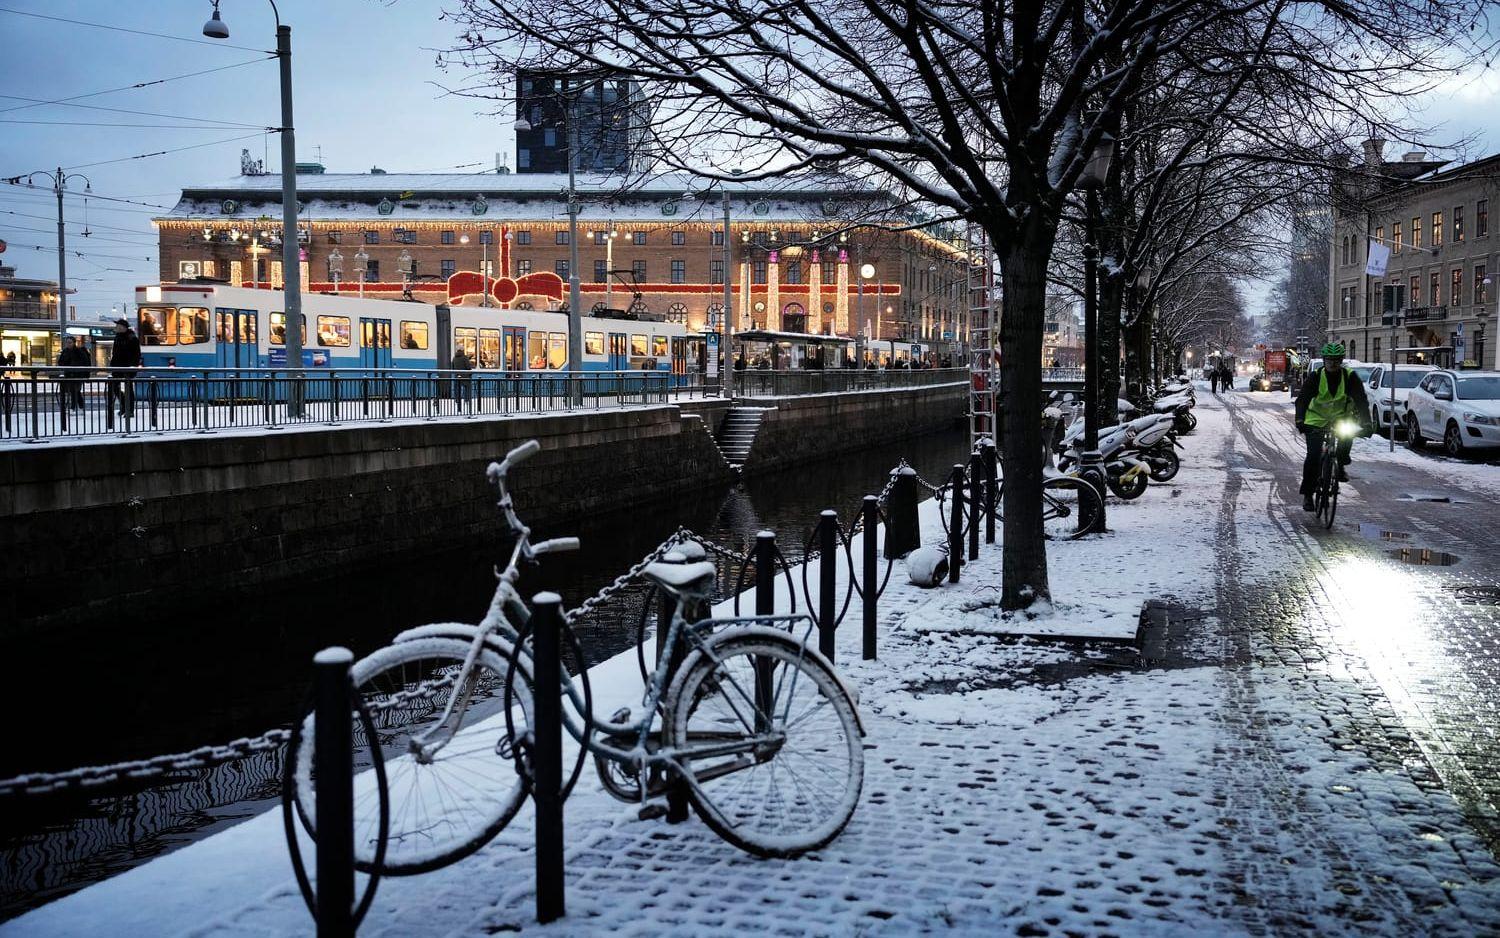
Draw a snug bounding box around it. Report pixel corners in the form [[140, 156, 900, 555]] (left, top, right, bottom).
[[0, 425, 970, 920]]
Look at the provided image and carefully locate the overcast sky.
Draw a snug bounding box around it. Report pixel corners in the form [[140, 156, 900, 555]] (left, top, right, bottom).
[[1, 1, 1495, 321]]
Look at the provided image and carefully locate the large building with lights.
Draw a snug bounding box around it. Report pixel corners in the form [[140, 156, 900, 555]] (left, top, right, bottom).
[[152, 169, 973, 362]]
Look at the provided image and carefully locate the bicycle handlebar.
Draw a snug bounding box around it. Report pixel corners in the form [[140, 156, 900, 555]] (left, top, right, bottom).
[[532, 537, 581, 556]]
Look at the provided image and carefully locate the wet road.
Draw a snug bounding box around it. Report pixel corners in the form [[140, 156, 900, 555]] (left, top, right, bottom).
[[1209, 385, 1500, 845]]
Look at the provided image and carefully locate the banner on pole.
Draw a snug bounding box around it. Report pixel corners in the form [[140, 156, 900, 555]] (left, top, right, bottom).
[[1365, 239, 1390, 277]]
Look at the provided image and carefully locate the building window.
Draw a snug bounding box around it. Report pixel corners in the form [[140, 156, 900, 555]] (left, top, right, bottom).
[[441, 259, 456, 279], [592, 230, 610, 245], [632, 259, 647, 281], [516, 231, 531, 245], [1393, 221, 1403, 252], [1431, 211, 1443, 247], [1375, 225, 1384, 247], [752, 231, 768, 246], [1430, 270, 1441, 306], [1454, 206, 1465, 243], [822, 260, 837, 283], [1452, 268, 1464, 307], [671, 231, 685, 246], [543, 127, 556, 147], [1339, 236, 1349, 266], [555, 259, 570, 278], [1476, 265, 1488, 304], [632, 231, 647, 246], [710, 259, 724, 283], [753, 260, 767, 284], [482, 259, 494, 278], [1411, 216, 1422, 249], [594, 259, 608, 283], [364, 230, 380, 244], [666, 302, 688, 323], [1410, 274, 1421, 306], [316, 315, 351, 347], [479, 230, 493, 245], [1373, 337, 1381, 361], [556, 231, 570, 245], [786, 260, 802, 284], [400, 320, 429, 350], [671, 259, 685, 283], [517, 259, 532, 276], [441, 230, 455, 245], [1479, 200, 1489, 238], [711, 231, 724, 246], [518, 148, 530, 169]]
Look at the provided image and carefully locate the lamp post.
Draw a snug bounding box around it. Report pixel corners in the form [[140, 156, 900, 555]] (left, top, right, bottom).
[[204, 0, 302, 404], [459, 232, 491, 306], [353, 247, 369, 298], [328, 247, 343, 295], [586, 226, 618, 310], [8, 169, 90, 351], [1078, 127, 1116, 533], [858, 258, 875, 352]]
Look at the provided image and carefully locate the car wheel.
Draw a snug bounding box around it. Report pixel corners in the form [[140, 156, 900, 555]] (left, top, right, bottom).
[[1445, 421, 1466, 458], [1407, 415, 1425, 450]]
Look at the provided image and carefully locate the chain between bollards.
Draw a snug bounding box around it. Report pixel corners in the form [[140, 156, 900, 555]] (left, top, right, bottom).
[[530, 593, 566, 924]]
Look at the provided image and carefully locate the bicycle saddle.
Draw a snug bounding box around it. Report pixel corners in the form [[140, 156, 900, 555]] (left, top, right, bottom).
[[642, 560, 717, 597]]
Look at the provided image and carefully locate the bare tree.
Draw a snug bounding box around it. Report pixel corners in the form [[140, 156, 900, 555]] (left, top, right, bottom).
[[448, 0, 1497, 609]]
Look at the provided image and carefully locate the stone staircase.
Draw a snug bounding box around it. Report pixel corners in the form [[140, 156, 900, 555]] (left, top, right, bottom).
[[715, 407, 768, 468]]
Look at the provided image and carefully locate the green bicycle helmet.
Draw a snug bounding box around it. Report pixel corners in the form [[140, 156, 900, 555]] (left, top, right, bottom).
[[1320, 341, 1346, 357]]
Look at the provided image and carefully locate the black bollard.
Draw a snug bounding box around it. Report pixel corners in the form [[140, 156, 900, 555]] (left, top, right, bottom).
[[948, 464, 964, 584], [818, 510, 837, 661], [653, 549, 692, 824], [861, 496, 878, 661], [313, 647, 355, 938], [753, 531, 776, 731], [982, 441, 998, 544], [884, 466, 921, 559], [968, 452, 981, 562], [530, 593, 566, 924]]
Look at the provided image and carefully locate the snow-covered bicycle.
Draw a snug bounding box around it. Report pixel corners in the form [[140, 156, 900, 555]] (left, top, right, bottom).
[[289, 440, 864, 874]]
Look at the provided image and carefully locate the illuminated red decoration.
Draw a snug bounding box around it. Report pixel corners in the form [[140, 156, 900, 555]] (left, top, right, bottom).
[[444, 270, 565, 305]]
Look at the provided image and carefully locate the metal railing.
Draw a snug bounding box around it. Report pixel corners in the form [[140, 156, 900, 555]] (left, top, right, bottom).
[[1042, 367, 1086, 382], [0, 366, 712, 444], [732, 366, 969, 398]]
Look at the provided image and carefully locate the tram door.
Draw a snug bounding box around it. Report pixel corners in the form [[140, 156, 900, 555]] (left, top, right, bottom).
[[608, 332, 629, 371], [216, 308, 258, 367], [670, 336, 689, 375], [360, 318, 392, 369], [502, 326, 526, 372]]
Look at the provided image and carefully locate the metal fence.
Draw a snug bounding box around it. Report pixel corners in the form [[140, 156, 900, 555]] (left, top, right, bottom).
[[0, 367, 713, 443], [733, 366, 969, 397]]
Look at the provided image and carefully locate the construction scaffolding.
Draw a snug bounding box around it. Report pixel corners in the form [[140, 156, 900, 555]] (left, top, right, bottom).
[[966, 223, 1000, 451]]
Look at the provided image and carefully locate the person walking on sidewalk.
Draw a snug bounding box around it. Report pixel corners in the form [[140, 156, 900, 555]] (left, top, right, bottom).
[[1295, 342, 1370, 511], [1210, 366, 1221, 394], [108, 318, 141, 417], [57, 336, 89, 410]]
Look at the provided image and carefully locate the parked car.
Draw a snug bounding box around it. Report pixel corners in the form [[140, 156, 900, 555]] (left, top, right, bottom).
[[1404, 369, 1500, 456], [1365, 363, 1438, 437]]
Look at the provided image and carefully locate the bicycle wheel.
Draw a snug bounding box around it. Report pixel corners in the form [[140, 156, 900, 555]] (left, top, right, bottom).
[[1322, 479, 1339, 529], [291, 637, 533, 875], [1040, 476, 1101, 539], [665, 627, 863, 858]]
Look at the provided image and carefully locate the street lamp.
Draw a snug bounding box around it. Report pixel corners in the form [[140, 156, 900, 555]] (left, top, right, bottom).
[[203, 0, 304, 399], [857, 257, 875, 347], [1076, 125, 1116, 533], [327, 247, 343, 294], [398, 249, 415, 299], [587, 226, 619, 310], [353, 246, 369, 298], [9, 168, 90, 350], [459, 232, 491, 307], [516, 88, 583, 395]]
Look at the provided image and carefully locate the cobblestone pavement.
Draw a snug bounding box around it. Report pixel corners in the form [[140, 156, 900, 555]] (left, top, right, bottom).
[[10, 388, 1500, 937]]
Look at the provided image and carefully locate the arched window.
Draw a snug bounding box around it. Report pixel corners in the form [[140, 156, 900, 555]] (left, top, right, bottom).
[[591, 301, 609, 313], [667, 302, 688, 323], [628, 299, 650, 315]]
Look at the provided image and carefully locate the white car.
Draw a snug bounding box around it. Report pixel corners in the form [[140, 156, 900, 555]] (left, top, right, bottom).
[[1365, 363, 1438, 436], [1404, 370, 1500, 456]]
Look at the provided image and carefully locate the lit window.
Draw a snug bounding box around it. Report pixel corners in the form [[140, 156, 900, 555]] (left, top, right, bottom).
[[517, 259, 532, 276], [317, 315, 352, 347], [479, 328, 500, 368], [548, 332, 567, 369], [1430, 271, 1441, 306], [1393, 221, 1403, 252], [269, 312, 306, 346], [631, 334, 647, 356], [652, 335, 668, 357], [1431, 211, 1443, 247], [585, 331, 604, 355], [1451, 268, 1464, 306], [139, 306, 210, 346], [1476, 265, 1488, 304], [528, 331, 548, 369], [400, 320, 429, 350], [1411, 217, 1422, 248], [1453, 207, 1465, 243], [455, 326, 477, 363]]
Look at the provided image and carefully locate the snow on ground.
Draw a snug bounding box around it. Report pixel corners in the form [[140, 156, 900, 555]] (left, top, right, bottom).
[[9, 390, 1500, 936]]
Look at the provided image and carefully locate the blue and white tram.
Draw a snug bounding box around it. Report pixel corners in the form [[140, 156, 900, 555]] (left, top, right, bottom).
[[132, 284, 697, 374]]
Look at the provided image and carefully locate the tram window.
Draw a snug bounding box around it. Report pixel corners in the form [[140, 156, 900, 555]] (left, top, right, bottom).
[[400, 320, 429, 350], [478, 329, 500, 369], [651, 335, 668, 357], [585, 331, 604, 355], [139, 306, 209, 345], [528, 331, 548, 369], [317, 315, 352, 347], [454, 326, 477, 363], [548, 332, 567, 369], [269, 312, 306, 346], [631, 334, 648, 356]]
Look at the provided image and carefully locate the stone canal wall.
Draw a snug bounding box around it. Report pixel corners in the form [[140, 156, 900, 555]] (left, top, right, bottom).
[[1, 406, 733, 633], [736, 381, 968, 476]]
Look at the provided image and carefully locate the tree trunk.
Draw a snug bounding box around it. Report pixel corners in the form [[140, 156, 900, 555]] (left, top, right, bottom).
[[998, 227, 1054, 610], [1098, 274, 1124, 429], [1123, 304, 1145, 400]]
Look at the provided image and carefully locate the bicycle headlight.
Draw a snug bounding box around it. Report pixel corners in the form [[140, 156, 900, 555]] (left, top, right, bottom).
[[1335, 419, 1359, 438]]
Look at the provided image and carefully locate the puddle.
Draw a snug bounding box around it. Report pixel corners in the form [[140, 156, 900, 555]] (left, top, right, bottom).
[[1359, 524, 1412, 542], [1387, 547, 1461, 566]]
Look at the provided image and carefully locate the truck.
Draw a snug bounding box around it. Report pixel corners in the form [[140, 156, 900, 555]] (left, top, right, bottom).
[[1251, 349, 1288, 392]]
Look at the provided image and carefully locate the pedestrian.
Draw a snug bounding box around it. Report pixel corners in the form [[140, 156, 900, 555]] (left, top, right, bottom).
[[450, 346, 473, 405], [1220, 363, 1234, 392], [108, 318, 141, 418], [57, 336, 89, 410], [1210, 366, 1220, 394]]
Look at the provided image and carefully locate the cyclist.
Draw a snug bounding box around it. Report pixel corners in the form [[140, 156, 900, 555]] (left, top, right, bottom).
[[1294, 342, 1370, 511]]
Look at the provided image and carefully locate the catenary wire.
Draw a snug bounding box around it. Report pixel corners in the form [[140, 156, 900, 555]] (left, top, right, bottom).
[[0, 7, 272, 53], [0, 57, 275, 115]]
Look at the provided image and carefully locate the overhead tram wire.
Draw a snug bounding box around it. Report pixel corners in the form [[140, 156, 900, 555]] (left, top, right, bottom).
[[60, 131, 276, 172], [0, 223, 161, 247], [0, 208, 163, 236], [0, 57, 275, 116], [5, 242, 156, 263], [0, 7, 271, 53], [0, 97, 270, 128], [0, 120, 276, 130], [1, 184, 173, 211]]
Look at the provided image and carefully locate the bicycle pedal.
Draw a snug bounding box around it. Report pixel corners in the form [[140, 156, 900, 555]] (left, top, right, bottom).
[[637, 802, 670, 822]]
